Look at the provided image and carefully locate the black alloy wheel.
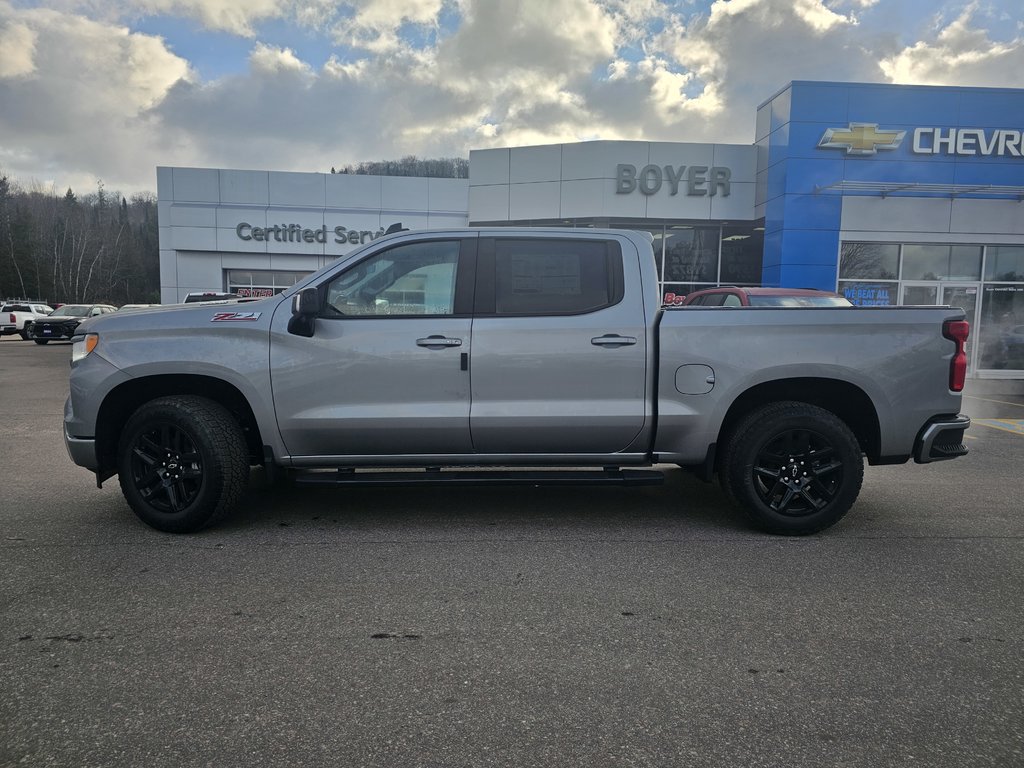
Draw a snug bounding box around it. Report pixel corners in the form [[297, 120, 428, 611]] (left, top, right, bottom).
[[126, 422, 205, 514], [117, 396, 249, 533], [720, 401, 864, 535], [750, 428, 842, 516]]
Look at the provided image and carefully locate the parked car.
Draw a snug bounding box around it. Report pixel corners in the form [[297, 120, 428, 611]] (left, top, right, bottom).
[[64, 228, 969, 536], [30, 303, 116, 344], [1, 302, 54, 340], [183, 292, 240, 303], [668, 287, 852, 307]]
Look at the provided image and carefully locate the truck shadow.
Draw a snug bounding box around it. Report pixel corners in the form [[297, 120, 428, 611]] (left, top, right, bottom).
[[218, 466, 751, 535]]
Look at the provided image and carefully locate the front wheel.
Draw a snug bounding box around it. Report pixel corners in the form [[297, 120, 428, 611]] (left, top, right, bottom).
[[117, 396, 249, 533], [721, 401, 863, 535]]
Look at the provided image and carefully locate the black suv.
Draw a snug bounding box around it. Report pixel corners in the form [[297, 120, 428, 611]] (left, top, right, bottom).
[[30, 304, 117, 344]]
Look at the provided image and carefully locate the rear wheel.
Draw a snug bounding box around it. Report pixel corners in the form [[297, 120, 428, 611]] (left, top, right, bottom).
[[33, 339, 48, 345], [722, 401, 863, 535], [117, 396, 249, 533]]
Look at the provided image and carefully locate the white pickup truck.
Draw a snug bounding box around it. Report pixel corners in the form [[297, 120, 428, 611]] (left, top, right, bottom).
[[1, 302, 54, 340], [63, 228, 971, 536]]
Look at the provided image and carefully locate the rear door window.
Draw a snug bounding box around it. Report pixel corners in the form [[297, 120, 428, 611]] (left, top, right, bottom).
[[477, 238, 623, 316]]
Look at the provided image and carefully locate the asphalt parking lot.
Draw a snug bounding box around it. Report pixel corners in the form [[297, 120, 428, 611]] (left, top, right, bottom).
[[1, 335, 1022, 768]]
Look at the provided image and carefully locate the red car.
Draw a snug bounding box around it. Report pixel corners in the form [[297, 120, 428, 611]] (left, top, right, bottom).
[[666, 286, 852, 307]]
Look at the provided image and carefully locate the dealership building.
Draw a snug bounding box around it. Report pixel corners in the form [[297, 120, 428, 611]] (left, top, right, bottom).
[[158, 80, 1024, 379]]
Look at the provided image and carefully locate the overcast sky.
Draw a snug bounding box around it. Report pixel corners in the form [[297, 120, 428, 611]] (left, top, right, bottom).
[[2, 0, 1023, 196]]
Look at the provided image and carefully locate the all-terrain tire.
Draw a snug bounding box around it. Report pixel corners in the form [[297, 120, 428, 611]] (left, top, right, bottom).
[[721, 401, 863, 535], [117, 396, 249, 533]]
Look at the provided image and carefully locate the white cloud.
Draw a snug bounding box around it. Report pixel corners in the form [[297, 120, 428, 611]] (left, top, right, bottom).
[[880, 6, 1024, 86], [249, 42, 314, 74], [3, 0, 1024, 195], [60, 0, 300, 36], [331, 0, 444, 52], [0, 19, 37, 78], [0, 2, 192, 190]]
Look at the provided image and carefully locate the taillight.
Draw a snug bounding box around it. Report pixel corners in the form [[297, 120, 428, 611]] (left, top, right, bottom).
[[8, 314, 14, 323], [943, 319, 970, 392]]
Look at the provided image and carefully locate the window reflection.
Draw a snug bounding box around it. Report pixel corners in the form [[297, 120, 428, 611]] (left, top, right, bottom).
[[664, 226, 719, 283], [839, 243, 899, 279]]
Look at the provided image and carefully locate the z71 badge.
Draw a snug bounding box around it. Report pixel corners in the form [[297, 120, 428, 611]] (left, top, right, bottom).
[[211, 311, 262, 322]]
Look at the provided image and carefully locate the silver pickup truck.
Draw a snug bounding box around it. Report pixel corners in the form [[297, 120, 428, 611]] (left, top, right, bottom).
[[63, 228, 970, 535]]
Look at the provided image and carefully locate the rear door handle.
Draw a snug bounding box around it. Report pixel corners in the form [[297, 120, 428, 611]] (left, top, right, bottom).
[[416, 335, 463, 349], [591, 334, 637, 347]]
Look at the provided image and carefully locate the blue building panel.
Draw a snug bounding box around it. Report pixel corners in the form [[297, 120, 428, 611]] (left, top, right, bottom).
[[776, 263, 841, 292], [958, 88, 1024, 127], [953, 161, 1024, 187], [777, 230, 842, 269], [767, 121, 792, 162], [788, 82, 850, 125], [765, 158, 788, 207], [846, 83, 962, 126], [763, 191, 786, 237], [841, 158, 958, 185], [778, 157, 846, 194], [770, 86, 792, 135], [762, 231, 784, 274], [781, 193, 842, 231]]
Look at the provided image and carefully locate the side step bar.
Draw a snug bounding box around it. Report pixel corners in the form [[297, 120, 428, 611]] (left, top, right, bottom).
[[293, 468, 665, 487]]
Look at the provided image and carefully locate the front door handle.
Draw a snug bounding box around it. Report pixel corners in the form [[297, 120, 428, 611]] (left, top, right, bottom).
[[591, 334, 637, 347], [417, 335, 463, 349]]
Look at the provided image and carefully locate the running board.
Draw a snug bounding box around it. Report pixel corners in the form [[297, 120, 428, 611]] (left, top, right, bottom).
[[293, 468, 665, 487]]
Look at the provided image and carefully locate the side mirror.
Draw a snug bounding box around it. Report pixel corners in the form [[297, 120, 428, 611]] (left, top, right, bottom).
[[287, 287, 319, 337]]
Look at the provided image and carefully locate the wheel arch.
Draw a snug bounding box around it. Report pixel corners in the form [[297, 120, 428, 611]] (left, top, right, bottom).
[[95, 375, 264, 476], [716, 377, 881, 465]]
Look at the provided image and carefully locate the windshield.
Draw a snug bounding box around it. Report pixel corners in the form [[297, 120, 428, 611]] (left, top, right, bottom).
[[47, 305, 91, 317], [749, 295, 852, 307]]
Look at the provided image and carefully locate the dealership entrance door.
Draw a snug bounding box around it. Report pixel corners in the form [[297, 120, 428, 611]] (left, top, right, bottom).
[[900, 282, 981, 371]]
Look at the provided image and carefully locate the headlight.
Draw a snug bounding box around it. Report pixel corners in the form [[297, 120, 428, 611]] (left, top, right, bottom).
[[71, 333, 99, 362]]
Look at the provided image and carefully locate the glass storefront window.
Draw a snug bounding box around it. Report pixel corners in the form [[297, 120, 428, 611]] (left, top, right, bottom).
[[663, 226, 719, 283], [985, 246, 1024, 281], [902, 245, 982, 281], [901, 285, 938, 305], [839, 243, 899, 279], [978, 284, 1024, 371], [720, 226, 764, 284], [226, 269, 311, 297], [838, 280, 898, 306]]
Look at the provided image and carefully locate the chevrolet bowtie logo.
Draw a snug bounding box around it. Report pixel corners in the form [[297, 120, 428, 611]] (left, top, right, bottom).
[[818, 123, 906, 155]]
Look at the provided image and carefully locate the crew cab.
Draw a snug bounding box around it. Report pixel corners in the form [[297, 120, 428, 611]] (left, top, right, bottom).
[[63, 228, 970, 535], [1, 302, 54, 339]]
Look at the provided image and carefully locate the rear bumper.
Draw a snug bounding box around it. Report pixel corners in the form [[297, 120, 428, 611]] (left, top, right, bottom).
[[914, 414, 971, 464]]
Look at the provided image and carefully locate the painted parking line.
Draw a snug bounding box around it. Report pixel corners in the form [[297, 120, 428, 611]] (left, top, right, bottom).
[[972, 419, 1024, 436], [964, 395, 1024, 409]]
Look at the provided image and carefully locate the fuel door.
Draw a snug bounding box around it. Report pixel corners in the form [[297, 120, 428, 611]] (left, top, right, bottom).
[[675, 364, 715, 395]]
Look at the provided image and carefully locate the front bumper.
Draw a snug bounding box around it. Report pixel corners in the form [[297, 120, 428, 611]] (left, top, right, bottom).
[[34, 325, 77, 339], [914, 414, 971, 463], [63, 398, 99, 470]]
